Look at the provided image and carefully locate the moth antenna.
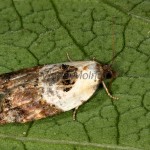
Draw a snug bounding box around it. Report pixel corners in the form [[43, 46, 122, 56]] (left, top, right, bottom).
[[108, 17, 117, 90], [110, 17, 115, 66]]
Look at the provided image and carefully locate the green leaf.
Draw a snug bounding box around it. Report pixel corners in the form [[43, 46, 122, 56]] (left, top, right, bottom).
[[0, 0, 150, 150]]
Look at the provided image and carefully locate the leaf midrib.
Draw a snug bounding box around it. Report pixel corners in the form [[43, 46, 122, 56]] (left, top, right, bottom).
[[0, 133, 142, 150]]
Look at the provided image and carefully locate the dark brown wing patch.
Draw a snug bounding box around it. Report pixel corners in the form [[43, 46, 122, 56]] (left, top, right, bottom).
[[60, 64, 78, 92], [40, 64, 78, 93]]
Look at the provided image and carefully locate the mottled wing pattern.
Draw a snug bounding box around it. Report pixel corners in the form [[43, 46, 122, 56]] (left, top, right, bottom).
[[40, 64, 78, 92], [0, 61, 100, 124], [0, 66, 61, 124]]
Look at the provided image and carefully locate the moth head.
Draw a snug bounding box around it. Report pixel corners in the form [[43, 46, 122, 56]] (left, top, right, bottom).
[[102, 64, 117, 80]]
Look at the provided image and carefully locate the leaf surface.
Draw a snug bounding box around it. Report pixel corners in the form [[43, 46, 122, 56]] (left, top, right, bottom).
[[0, 0, 150, 150]]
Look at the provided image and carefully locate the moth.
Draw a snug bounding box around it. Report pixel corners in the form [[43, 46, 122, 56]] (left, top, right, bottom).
[[0, 57, 118, 124]]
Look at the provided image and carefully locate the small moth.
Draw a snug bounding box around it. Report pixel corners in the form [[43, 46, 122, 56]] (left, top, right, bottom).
[[0, 58, 118, 124]]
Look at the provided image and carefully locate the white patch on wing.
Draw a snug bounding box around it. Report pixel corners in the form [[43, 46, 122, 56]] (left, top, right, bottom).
[[39, 61, 102, 111]]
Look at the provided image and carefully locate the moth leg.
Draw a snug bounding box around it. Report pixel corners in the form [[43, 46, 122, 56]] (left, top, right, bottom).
[[66, 52, 72, 62], [102, 81, 118, 100], [92, 57, 96, 61], [73, 106, 79, 121]]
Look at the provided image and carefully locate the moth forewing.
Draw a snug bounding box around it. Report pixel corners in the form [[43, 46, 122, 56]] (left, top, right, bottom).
[[0, 60, 117, 124]]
